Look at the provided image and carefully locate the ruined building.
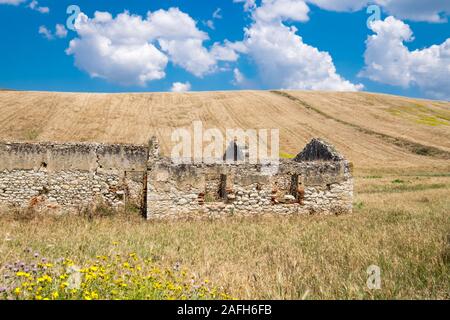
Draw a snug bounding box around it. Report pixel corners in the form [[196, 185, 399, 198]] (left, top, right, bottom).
[[0, 138, 353, 218]]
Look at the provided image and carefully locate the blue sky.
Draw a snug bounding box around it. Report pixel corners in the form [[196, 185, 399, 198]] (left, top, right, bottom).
[[0, 0, 449, 100]]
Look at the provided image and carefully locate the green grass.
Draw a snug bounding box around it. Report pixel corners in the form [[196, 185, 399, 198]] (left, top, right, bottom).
[[280, 152, 295, 159], [388, 104, 450, 127], [416, 116, 449, 127], [360, 183, 448, 194], [24, 129, 40, 141]]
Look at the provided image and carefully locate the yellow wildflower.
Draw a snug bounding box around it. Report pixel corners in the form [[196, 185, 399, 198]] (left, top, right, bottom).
[[16, 271, 31, 278], [37, 274, 52, 283]]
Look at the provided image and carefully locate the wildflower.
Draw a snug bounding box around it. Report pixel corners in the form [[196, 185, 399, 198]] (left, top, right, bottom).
[[42, 263, 54, 268], [37, 274, 52, 283], [63, 259, 75, 267], [14, 287, 21, 295], [153, 282, 162, 289], [52, 292, 59, 299], [16, 271, 31, 278], [83, 291, 98, 300], [0, 287, 6, 293], [166, 283, 176, 291]]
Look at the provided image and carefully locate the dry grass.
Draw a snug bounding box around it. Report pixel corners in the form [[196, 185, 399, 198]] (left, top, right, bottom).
[[1, 168, 449, 300]]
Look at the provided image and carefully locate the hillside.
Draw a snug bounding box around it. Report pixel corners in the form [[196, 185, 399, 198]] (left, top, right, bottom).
[[0, 90, 449, 170]]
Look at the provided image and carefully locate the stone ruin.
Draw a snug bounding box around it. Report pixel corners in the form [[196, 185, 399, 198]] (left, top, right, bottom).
[[0, 138, 353, 219]]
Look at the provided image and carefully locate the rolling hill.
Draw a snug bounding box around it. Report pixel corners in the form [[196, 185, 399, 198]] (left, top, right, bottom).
[[0, 89, 449, 171]]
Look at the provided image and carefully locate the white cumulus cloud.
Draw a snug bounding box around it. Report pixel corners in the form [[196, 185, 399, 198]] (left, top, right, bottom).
[[237, 0, 362, 91], [1, 0, 50, 13], [28, 0, 49, 14], [360, 16, 450, 100], [233, 68, 245, 84], [171, 82, 192, 92], [306, 0, 450, 22], [213, 8, 223, 19], [0, 0, 25, 5], [66, 9, 241, 86], [38, 25, 53, 40], [254, 0, 310, 23], [66, 11, 168, 86], [39, 24, 68, 40], [55, 24, 68, 38], [233, 0, 257, 11], [210, 40, 243, 61]]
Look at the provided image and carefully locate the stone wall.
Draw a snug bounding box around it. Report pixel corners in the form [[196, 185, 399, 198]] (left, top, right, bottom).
[[146, 138, 353, 219], [0, 142, 148, 211], [0, 138, 353, 219]]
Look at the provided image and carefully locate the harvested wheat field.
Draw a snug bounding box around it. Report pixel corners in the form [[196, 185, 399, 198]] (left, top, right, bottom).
[[0, 90, 449, 171]]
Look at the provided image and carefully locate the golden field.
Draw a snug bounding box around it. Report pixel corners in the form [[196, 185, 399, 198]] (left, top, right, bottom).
[[0, 90, 449, 299], [0, 90, 449, 169]]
